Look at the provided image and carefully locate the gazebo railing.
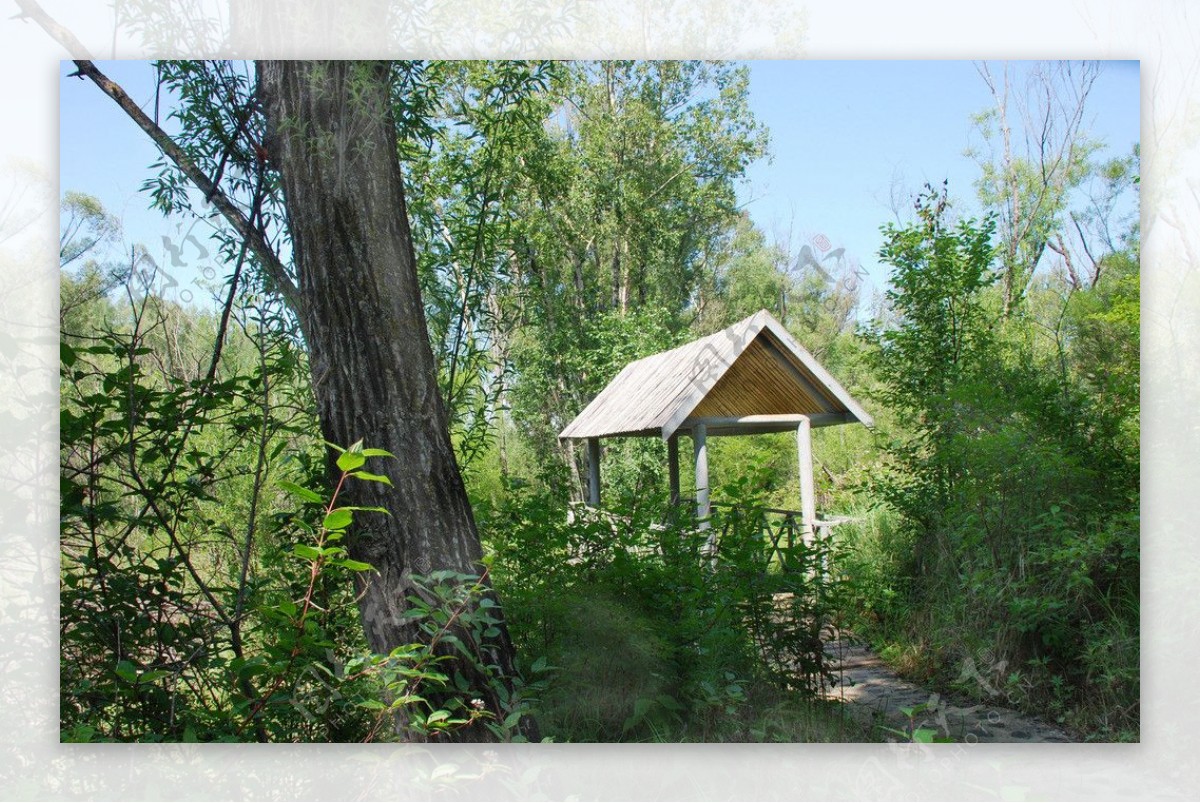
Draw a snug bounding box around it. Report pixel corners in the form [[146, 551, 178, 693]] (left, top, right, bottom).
[[704, 501, 854, 579], [562, 497, 854, 580], [709, 502, 803, 568]]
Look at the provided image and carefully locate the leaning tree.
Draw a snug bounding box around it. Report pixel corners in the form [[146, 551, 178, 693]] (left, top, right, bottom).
[[70, 56, 533, 741]]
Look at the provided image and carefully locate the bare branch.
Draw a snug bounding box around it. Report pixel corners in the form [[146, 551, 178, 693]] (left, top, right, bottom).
[[67, 59, 303, 315], [1069, 210, 1101, 285], [13, 0, 92, 57], [1047, 233, 1081, 290]]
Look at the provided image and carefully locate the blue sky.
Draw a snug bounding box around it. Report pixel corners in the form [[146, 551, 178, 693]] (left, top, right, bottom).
[[59, 59, 1141, 309], [740, 60, 1140, 302]]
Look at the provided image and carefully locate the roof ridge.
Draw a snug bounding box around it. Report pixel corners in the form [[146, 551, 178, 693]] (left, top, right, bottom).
[[656, 312, 767, 439], [558, 309, 871, 441]]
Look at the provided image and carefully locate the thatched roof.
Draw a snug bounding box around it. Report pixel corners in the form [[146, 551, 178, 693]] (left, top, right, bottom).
[[558, 309, 873, 441]]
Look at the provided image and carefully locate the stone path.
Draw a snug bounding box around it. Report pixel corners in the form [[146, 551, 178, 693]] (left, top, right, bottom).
[[821, 638, 1074, 743]]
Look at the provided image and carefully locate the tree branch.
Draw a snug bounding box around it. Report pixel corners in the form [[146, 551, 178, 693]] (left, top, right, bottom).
[[12, 0, 92, 57], [68, 59, 303, 315], [1047, 233, 1081, 290]]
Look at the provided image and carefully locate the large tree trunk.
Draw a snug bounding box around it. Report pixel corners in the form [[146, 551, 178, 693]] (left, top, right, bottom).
[[257, 60, 530, 741]]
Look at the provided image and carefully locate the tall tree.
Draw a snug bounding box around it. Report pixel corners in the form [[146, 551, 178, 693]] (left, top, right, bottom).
[[502, 61, 768, 497], [71, 57, 531, 740], [257, 60, 528, 739], [59, 192, 126, 328], [969, 61, 1101, 315]]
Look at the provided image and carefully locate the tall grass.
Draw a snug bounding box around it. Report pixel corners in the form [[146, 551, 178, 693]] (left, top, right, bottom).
[[480, 487, 876, 742]]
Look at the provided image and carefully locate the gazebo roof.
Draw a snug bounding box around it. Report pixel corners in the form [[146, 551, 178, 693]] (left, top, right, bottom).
[[559, 309, 873, 442]]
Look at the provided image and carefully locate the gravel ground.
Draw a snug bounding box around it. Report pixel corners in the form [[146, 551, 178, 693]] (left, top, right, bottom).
[[821, 638, 1074, 743]]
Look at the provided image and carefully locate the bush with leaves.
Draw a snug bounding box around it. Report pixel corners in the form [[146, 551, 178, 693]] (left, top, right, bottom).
[[58, 267, 541, 741], [855, 184, 1139, 739], [480, 464, 849, 742]]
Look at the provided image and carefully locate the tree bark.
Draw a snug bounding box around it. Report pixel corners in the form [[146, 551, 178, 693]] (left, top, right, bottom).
[[257, 60, 530, 741]]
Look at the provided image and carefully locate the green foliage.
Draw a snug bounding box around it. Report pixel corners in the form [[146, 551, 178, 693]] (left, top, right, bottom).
[[872, 183, 998, 414], [65, 59, 1140, 745], [701, 214, 790, 327], [60, 190, 121, 268], [480, 474, 854, 742], [497, 61, 769, 481], [1064, 240, 1140, 454], [856, 183, 1139, 740], [967, 62, 1108, 311], [400, 61, 560, 469], [61, 420, 539, 741], [828, 504, 910, 632], [62, 60, 870, 745], [60, 192, 133, 333], [58, 249, 538, 741], [529, 585, 677, 741], [879, 702, 955, 743]]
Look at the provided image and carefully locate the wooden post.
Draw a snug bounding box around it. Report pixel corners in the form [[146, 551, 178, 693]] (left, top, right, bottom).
[[667, 433, 681, 507], [587, 437, 601, 508], [796, 416, 815, 544], [693, 423, 710, 528]]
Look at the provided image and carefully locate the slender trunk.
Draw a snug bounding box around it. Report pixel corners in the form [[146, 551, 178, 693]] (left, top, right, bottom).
[[611, 240, 622, 311], [563, 439, 585, 504], [571, 249, 586, 308]]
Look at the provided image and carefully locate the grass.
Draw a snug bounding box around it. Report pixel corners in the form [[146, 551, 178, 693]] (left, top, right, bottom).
[[506, 582, 879, 743]]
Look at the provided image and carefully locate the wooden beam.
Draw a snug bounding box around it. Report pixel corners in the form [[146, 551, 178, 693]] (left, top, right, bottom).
[[683, 413, 854, 433], [692, 414, 808, 425], [796, 416, 816, 542], [693, 423, 710, 528], [758, 334, 838, 413], [587, 437, 601, 507], [667, 434, 681, 507]]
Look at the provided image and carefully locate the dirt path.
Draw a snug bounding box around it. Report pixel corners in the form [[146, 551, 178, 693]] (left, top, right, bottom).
[[821, 638, 1074, 743]]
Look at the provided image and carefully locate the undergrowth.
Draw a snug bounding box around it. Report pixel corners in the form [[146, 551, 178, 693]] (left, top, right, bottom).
[[834, 503, 1139, 742], [481, 479, 876, 743]]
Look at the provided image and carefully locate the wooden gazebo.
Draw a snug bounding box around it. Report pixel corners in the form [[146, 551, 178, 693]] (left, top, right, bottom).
[[558, 309, 873, 535]]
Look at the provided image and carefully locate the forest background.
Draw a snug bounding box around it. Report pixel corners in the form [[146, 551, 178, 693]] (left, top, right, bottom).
[[57, 58, 1140, 745], [2, 1, 1198, 799]]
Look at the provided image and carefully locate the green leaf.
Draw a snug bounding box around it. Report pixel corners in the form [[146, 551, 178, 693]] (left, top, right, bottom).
[[656, 692, 685, 712], [335, 558, 374, 572], [114, 660, 137, 683], [323, 508, 353, 531], [336, 451, 366, 472], [278, 480, 324, 504], [351, 471, 393, 486], [236, 659, 270, 679], [427, 709, 451, 724], [293, 544, 322, 561], [361, 448, 396, 458], [622, 697, 653, 733], [911, 728, 938, 743]]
